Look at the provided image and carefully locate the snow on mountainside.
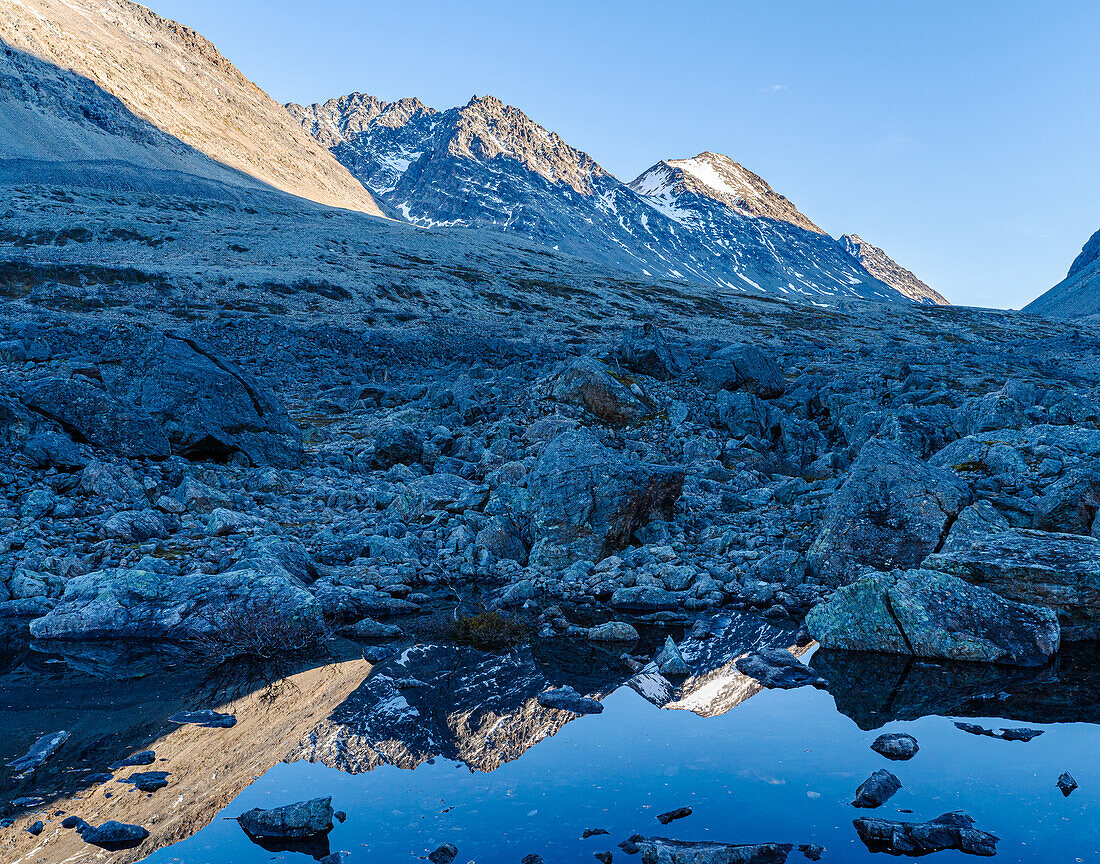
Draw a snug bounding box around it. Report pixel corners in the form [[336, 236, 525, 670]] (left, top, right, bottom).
[[1024, 228, 1100, 319], [288, 92, 919, 304], [840, 234, 948, 305], [0, 0, 383, 215]]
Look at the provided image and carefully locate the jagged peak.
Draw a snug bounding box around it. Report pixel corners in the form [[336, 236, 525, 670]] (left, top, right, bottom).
[[286, 92, 436, 147], [631, 152, 823, 233]]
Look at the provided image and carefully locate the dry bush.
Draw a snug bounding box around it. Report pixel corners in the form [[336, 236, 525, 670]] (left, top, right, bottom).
[[188, 603, 332, 663], [446, 611, 529, 650]]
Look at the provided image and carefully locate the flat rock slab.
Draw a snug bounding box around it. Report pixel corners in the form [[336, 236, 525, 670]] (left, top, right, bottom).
[[79, 820, 149, 850], [169, 709, 237, 728], [7, 730, 69, 774], [853, 810, 998, 857], [636, 837, 793, 863], [954, 722, 1044, 741]]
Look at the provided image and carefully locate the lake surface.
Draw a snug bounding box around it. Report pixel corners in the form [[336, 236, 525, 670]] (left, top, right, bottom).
[[1, 617, 1097, 863]]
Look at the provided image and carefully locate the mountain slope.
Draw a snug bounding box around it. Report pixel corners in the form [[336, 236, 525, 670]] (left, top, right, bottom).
[[1024, 228, 1100, 319], [0, 0, 383, 215], [840, 234, 947, 305], [289, 92, 909, 304]]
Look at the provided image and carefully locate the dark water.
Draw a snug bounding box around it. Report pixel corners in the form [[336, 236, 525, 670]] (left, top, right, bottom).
[[1, 622, 1098, 864]]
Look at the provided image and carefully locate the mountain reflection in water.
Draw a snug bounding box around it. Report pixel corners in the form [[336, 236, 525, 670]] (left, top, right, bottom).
[[0, 617, 1096, 864]]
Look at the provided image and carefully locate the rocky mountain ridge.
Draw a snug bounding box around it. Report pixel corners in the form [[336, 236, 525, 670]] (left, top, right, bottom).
[[1025, 227, 1100, 319], [289, 91, 938, 305], [841, 234, 948, 306], [0, 0, 383, 214]]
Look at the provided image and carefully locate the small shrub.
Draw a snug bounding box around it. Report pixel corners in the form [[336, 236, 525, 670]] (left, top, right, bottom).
[[447, 612, 528, 650], [188, 603, 331, 663]]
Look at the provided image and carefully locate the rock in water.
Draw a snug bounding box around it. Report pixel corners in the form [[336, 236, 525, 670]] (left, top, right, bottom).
[[805, 569, 1060, 666], [852, 769, 902, 808], [853, 810, 998, 857], [735, 649, 827, 690], [870, 733, 919, 761], [807, 442, 969, 584], [798, 844, 825, 861], [655, 636, 692, 676], [636, 838, 793, 863], [168, 709, 237, 728], [80, 820, 150, 849], [428, 843, 458, 864], [98, 331, 302, 467], [7, 730, 70, 774], [656, 806, 692, 825], [238, 796, 334, 839], [587, 621, 640, 642], [537, 686, 604, 714], [527, 430, 684, 568], [1057, 772, 1078, 796]]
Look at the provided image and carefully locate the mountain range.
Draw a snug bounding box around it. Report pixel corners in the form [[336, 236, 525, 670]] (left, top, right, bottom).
[[287, 92, 945, 305]]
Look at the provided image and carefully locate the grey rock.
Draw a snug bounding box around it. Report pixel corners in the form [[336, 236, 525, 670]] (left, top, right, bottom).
[[1057, 772, 1078, 796], [29, 567, 319, 640], [99, 331, 302, 467], [109, 750, 156, 769], [528, 430, 683, 567], [103, 510, 169, 542], [7, 730, 70, 773], [371, 424, 423, 469], [808, 442, 969, 583], [870, 733, 919, 761], [119, 770, 170, 792], [924, 527, 1100, 641], [612, 324, 686, 380], [22, 377, 170, 459], [656, 806, 692, 825], [852, 769, 901, 808], [1033, 469, 1100, 533], [550, 356, 650, 425], [587, 621, 640, 642], [79, 820, 149, 848], [853, 810, 998, 857], [339, 617, 402, 639], [238, 796, 334, 838], [636, 837, 793, 863], [655, 636, 691, 676], [428, 843, 458, 864], [696, 343, 785, 398], [735, 649, 826, 690], [537, 685, 603, 714], [21, 430, 87, 470], [805, 568, 1060, 666]]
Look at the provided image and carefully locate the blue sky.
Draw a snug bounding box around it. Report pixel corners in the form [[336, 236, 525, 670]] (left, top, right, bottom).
[[146, 0, 1100, 309]]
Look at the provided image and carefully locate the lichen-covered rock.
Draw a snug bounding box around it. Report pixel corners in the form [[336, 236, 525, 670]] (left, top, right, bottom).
[[28, 567, 319, 640], [805, 568, 1060, 666], [371, 424, 423, 469], [808, 442, 969, 583], [611, 323, 686, 380], [550, 356, 651, 425], [98, 331, 302, 467], [924, 528, 1100, 641], [528, 430, 683, 568]]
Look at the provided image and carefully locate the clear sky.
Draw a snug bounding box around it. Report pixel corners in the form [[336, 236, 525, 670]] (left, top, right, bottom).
[[144, 0, 1100, 309]]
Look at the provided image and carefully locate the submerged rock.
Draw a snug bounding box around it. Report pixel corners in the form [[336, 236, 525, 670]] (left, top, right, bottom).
[[7, 729, 70, 774], [852, 769, 902, 808], [169, 709, 237, 728], [636, 837, 793, 863], [238, 796, 334, 839], [805, 569, 1060, 666], [853, 810, 998, 857]]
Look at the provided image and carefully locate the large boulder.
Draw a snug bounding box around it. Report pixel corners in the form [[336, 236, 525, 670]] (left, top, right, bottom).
[[528, 430, 684, 568], [853, 811, 998, 857], [808, 442, 969, 584], [21, 378, 170, 459], [238, 797, 333, 839], [98, 331, 302, 467], [805, 568, 1060, 666], [550, 357, 651, 425], [1032, 469, 1100, 534], [28, 567, 319, 640], [610, 323, 686, 380], [696, 344, 785, 398], [636, 838, 793, 864], [924, 528, 1100, 641]]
